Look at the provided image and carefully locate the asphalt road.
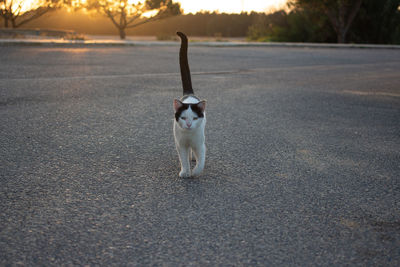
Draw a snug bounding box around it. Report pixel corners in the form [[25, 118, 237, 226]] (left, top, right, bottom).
[[1, 44, 399, 266]]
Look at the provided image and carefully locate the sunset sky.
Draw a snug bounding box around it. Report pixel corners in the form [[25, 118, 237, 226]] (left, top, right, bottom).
[[17, 0, 288, 14], [179, 0, 288, 14]]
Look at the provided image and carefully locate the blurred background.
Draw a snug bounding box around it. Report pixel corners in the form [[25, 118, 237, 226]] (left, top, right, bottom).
[[1, 0, 399, 44]]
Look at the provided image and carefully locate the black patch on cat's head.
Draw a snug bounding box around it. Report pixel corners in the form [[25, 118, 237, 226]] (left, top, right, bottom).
[[190, 104, 205, 118], [175, 103, 205, 122]]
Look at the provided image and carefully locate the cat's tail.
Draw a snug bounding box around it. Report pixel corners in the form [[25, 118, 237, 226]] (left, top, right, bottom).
[[177, 32, 194, 95]]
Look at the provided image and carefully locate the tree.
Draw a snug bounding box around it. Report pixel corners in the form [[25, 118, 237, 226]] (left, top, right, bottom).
[[247, 11, 289, 41], [0, 0, 61, 28], [86, 0, 181, 39], [350, 0, 400, 44], [290, 0, 363, 43]]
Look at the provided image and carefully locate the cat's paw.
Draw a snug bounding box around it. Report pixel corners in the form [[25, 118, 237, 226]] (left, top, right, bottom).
[[179, 169, 191, 178], [191, 167, 203, 177]]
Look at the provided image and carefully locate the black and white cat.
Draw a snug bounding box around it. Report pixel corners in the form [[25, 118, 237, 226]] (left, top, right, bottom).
[[173, 32, 207, 178]]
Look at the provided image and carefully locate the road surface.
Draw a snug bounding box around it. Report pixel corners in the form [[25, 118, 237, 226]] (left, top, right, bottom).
[[1, 44, 399, 265]]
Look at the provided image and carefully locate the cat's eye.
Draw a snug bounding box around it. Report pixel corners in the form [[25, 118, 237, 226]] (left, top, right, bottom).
[[181, 117, 186, 120], [193, 117, 198, 120]]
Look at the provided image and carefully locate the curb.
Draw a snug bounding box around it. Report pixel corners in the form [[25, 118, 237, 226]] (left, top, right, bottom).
[[1, 39, 400, 49]]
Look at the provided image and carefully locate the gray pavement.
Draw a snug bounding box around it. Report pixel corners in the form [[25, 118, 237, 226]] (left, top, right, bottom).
[[1, 36, 400, 49], [1, 45, 399, 266]]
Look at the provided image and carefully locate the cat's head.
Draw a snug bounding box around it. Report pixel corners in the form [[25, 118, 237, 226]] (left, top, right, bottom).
[[174, 99, 206, 130]]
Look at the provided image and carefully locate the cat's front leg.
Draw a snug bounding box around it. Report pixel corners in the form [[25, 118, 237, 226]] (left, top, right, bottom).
[[192, 144, 206, 176], [177, 146, 191, 178]]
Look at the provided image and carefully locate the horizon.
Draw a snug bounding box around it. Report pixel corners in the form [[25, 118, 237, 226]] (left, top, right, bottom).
[[14, 0, 288, 15]]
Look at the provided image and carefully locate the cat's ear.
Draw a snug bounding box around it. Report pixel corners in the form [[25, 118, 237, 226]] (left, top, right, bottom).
[[174, 99, 183, 112], [197, 100, 206, 112]]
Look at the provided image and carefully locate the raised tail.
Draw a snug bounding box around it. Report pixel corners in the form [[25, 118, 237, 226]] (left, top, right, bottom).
[[177, 32, 194, 95]]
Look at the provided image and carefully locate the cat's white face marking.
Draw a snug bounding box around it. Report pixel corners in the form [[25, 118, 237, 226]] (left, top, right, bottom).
[[178, 107, 202, 130]]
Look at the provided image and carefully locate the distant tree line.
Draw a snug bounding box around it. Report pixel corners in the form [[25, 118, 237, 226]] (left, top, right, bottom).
[[1, 8, 259, 38], [130, 12, 257, 37], [1, 0, 399, 44]]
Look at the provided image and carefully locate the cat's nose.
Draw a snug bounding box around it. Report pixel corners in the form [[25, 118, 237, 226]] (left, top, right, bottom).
[[187, 122, 192, 128]]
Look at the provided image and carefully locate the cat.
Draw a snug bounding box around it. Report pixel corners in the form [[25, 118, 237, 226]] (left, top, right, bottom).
[[173, 32, 207, 178]]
